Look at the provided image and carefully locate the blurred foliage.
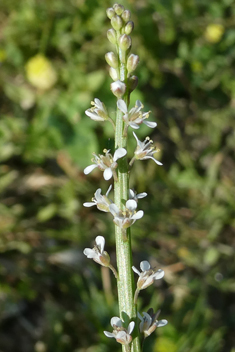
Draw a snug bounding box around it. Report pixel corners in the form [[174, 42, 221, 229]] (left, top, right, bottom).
[[0, 0, 235, 351]]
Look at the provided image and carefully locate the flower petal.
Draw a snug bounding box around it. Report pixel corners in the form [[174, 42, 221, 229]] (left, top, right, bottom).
[[157, 319, 168, 327], [85, 110, 105, 121], [143, 120, 157, 128], [129, 122, 140, 129], [153, 269, 165, 280], [137, 192, 147, 199], [131, 210, 144, 220], [83, 202, 96, 207], [117, 99, 128, 114], [109, 203, 120, 216], [140, 260, 151, 271], [83, 248, 96, 258], [147, 156, 163, 166], [95, 236, 105, 253], [113, 147, 127, 161], [104, 331, 115, 338], [128, 321, 135, 334], [103, 168, 113, 180], [111, 316, 122, 328], [132, 265, 141, 276], [126, 199, 137, 211], [84, 164, 97, 175]]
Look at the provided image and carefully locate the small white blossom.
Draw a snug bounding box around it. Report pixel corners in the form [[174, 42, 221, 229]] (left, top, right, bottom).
[[132, 132, 163, 165], [129, 189, 147, 202], [104, 316, 135, 345], [132, 260, 164, 290], [138, 309, 168, 338], [83, 236, 110, 267], [111, 80, 126, 98], [85, 98, 109, 121], [83, 185, 112, 212], [117, 99, 157, 130], [84, 148, 127, 181], [109, 199, 144, 229]]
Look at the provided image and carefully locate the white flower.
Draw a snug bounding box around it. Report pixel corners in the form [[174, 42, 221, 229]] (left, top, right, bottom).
[[83, 185, 112, 212], [138, 309, 168, 338], [132, 260, 164, 290], [83, 236, 110, 267], [132, 132, 163, 165], [109, 199, 144, 229], [104, 316, 135, 345], [129, 189, 147, 202], [85, 98, 109, 121], [84, 148, 127, 181], [117, 99, 157, 129]]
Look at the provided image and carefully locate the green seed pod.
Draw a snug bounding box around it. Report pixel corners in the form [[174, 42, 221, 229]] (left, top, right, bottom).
[[125, 21, 134, 35], [127, 54, 139, 73], [111, 15, 123, 31], [105, 52, 119, 69], [122, 10, 131, 22], [119, 34, 132, 51], [107, 29, 117, 44], [113, 3, 124, 16], [106, 7, 115, 19], [128, 75, 138, 92]]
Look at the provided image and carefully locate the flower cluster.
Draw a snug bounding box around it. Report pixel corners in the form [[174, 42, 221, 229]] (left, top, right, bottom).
[[104, 317, 135, 346]]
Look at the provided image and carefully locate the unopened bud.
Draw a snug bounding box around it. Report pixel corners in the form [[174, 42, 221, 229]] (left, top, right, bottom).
[[109, 67, 119, 81], [128, 75, 138, 92], [113, 3, 124, 16], [107, 29, 116, 44], [111, 15, 123, 31], [127, 54, 139, 73], [125, 21, 134, 35], [106, 8, 115, 19], [111, 80, 126, 98], [105, 52, 119, 68], [119, 34, 132, 51], [122, 10, 131, 22]]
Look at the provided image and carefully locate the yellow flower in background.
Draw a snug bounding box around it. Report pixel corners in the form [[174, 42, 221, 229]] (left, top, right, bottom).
[[25, 54, 57, 90], [204, 24, 225, 43]]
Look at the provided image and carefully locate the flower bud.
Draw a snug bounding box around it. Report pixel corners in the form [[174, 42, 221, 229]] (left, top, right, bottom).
[[119, 34, 132, 51], [105, 52, 119, 68], [128, 75, 138, 92], [113, 3, 124, 16], [127, 54, 139, 73], [125, 21, 134, 35], [109, 67, 119, 81], [122, 10, 131, 22], [107, 29, 116, 44], [111, 15, 123, 31], [111, 80, 126, 98], [106, 7, 115, 19]]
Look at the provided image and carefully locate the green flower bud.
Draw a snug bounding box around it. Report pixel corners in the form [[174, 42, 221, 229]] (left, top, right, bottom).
[[111, 15, 123, 31], [106, 7, 115, 19], [113, 3, 124, 16], [105, 52, 119, 68], [125, 21, 134, 35], [122, 10, 131, 22], [109, 67, 119, 81], [111, 80, 126, 98], [119, 34, 132, 51], [107, 29, 117, 44], [127, 54, 139, 73], [128, 75, 138, 92]]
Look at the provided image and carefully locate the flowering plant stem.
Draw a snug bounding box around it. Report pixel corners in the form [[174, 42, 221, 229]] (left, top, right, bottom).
[[114, 58, 141, 351]]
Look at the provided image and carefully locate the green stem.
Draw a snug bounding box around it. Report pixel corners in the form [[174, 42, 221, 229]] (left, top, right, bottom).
[[114, 42, 141, 352]]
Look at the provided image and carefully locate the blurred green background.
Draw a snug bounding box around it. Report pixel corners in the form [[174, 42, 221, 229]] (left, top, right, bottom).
[[0, 0, 235, 351]]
